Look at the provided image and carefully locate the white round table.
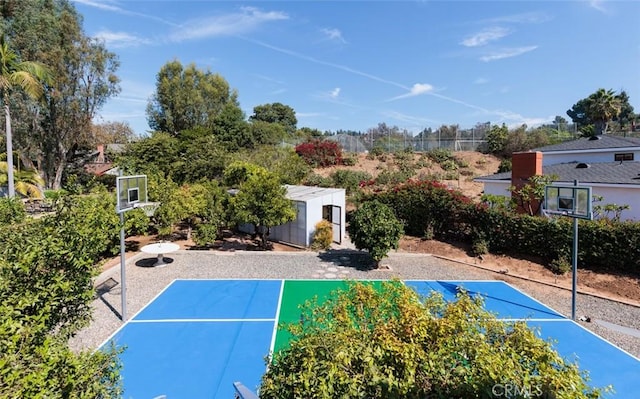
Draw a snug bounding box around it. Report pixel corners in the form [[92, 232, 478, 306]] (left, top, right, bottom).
[[140, 242, 180, 267]]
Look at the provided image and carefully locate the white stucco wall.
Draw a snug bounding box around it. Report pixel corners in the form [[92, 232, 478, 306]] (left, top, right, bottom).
[[479, 180, 640, 221], [543, 150, 640, 166]]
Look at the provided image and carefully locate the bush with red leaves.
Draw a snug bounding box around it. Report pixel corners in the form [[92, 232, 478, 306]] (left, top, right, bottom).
[[295, 139, 343, 167]]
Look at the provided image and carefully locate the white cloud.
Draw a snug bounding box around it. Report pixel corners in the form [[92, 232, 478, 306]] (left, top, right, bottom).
[[297, 112, 324, 118], [170, 7, 288, 42], [94, 30, 152, 48], [330, 88, 341, 99], [382, 110, 438, 126], [589, 0, 609, 13], [480, 45, 538, 62], [321, 28, 347, 44], [484, 12, 553, 24], [388, 83, 434, 101], [72, 0, 178, 26], [461, 27, 510, 47], [474, 77, 489, 85]]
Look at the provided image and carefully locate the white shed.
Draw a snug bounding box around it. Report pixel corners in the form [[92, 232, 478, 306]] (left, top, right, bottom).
[[269, 185, 346, 247], [235, 185, 346, 247]]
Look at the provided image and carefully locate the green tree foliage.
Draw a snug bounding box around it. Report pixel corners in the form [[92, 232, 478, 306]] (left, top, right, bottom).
[[347, 200, 404, 267], [249, 102, 297, 136], [0, 35, 50, 198], [223, 160, 266, 187], [91, 121, 137, 145], [249, 119, 287, 146], [567, 88, 627, 135], [229, 169, 296, 249], [1, 160, 45, 198], [485, 123, 509, 156], [509, 174, 557, 216], [0, 193, 130, 396], [261, 281, 605, 399], [146, 60, 239, 135], [212, 102, 252, 150], [0, 196, 25, 226], [231, 146, 311, 185], [4, 0, 120, 190]]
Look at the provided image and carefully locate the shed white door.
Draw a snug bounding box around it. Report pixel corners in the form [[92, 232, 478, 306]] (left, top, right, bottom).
[[323, 205, 342, 244]]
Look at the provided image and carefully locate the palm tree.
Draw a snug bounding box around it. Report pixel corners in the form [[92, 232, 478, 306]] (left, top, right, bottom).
[[588, 88, 622, 135], [0, 36, 51, 198], [0, 160, 44, 198]]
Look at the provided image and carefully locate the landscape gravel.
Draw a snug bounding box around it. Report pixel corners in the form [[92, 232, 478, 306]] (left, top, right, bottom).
[[71, 249, 640, 360]]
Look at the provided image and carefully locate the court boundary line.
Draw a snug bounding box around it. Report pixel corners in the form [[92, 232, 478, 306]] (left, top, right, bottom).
[[129, 318, 277, 323], [269, 279, 286, 354], [537, 319, 640, 362], [97, 278, 180, 349], [404, 280, 566, 320], [502, 281, 566, 319]]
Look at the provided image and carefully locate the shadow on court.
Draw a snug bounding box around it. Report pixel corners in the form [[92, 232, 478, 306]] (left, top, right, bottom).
[[317, 248, 374, 270]]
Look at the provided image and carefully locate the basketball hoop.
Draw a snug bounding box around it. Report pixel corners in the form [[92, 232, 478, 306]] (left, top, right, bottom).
[[134, 201, 160, 217]]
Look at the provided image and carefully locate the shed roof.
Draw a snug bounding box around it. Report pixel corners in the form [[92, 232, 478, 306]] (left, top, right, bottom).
[[284, 185, 345, 201]]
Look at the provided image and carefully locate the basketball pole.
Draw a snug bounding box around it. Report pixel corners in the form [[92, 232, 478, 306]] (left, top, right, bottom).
[[120, 210, 127, 321], [571, 180, 578, 321]]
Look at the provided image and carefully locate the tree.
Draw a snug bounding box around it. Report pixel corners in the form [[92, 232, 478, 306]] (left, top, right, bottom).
[[0, 36, 50, 197], [229, 168, 296, 249], [567, 88, 625, 135], [91, 121, 136, 145], [249, 102, 297, 136], [1, 0, 120, 189], [347, 200, 404, 268], [212, 102, 251, 150], [509, 174, 557, 216], [485, 123, 509, 156], [260, 281, 606, 399], [0, 161, 44, 198], [146, 60, 238, 135]]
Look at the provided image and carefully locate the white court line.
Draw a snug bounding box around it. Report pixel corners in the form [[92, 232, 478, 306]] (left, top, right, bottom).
[[498, 318, 568, 322], [502, 281, 566, 318], [129, 318, 276, 323], [97, 279, 179, 349], [269, 279, 286, 355]]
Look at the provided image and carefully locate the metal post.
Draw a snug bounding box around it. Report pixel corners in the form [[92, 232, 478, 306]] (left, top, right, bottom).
[[571, 179, 579, 321], [120, 212, 127, 321]]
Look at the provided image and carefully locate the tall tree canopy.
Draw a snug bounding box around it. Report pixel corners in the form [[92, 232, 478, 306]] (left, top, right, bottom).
[[1, 0, 120, 189], [566, 88, 632, 135], [146, 60, 240, 135], [249, 102, 297, 136], [0, 35, 50, 197]]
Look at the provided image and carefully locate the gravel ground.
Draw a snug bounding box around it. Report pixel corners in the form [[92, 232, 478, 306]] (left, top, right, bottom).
[[70, 249, 640, 360]]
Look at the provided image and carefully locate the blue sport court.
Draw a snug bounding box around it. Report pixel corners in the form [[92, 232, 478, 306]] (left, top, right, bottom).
[[101, 279, 640, 398]]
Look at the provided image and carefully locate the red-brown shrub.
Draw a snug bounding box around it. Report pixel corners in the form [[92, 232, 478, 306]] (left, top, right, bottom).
[[295, 139, 343, 167]]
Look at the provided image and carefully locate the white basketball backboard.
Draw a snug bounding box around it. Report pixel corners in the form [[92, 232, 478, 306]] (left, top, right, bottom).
[[544, 185, 593, 220], [116, 175, 148, 214]]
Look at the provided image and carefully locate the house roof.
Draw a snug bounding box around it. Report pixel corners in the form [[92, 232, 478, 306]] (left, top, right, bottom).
[[476, 161, 640, 186], [533, 135, 640, 153]]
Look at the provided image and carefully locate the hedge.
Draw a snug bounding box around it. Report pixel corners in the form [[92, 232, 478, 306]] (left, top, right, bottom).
[[368, 179, 640, 274]]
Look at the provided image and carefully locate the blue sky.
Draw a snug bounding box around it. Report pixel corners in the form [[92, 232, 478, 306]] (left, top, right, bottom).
[[73, 0, 640, 136]]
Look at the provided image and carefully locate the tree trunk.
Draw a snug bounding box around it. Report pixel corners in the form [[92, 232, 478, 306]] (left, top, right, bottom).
[[52, 160, 65, 190], [4, 104, 15, 197]]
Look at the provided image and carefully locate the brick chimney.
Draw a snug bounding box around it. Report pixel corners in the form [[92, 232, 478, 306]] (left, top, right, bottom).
[[511, 151, 543, 214], [96, 144, 105, 163]]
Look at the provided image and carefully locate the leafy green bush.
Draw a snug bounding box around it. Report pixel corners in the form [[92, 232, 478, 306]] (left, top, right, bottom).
[[374, 169, 412, 186], [426, 147, 455, 164], [303, 173, 333, 188], [440, 159, 458, 171], [342, 155, 357, 166], [311, 220, 333, 250], [498, 158, 512, 173], [260, 281, 606, 399], [330, 170, 372, 194], [347, 201, 404, 267], [0, 197, 26, 226]]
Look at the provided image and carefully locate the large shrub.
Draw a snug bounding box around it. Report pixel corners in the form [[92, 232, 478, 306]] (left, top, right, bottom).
[[347, 200, 404, 267], [0, 201, 124, 396], [260, 281, 606, 399], [0, 197, 26, 226], [295, 139, 343, 167]]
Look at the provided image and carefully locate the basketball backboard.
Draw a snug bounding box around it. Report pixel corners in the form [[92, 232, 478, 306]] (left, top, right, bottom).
[[116, 175, 148, 214], [544, 185, 593, 220]]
